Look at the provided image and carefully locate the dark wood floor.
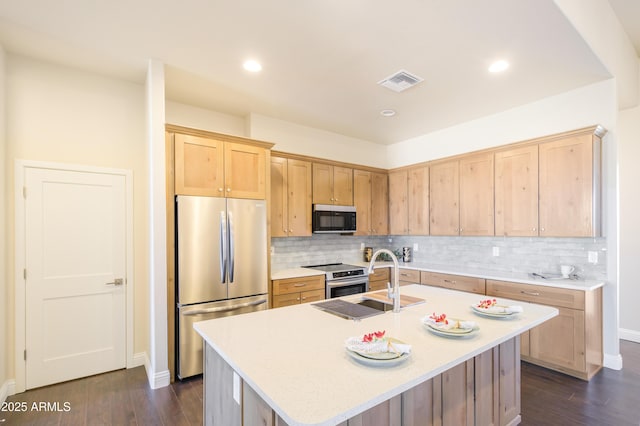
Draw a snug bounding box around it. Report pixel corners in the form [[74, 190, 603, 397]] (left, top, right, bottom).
[[2, 340, 639, 425]]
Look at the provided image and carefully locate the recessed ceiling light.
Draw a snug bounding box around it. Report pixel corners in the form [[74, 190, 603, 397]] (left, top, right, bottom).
[[380, 109, 396, 117], [488, 60, 509, 73], [243, 59, 262, 72]]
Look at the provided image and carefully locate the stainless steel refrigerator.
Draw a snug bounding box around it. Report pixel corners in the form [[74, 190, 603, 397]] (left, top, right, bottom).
[[176, 195, 268, 379]]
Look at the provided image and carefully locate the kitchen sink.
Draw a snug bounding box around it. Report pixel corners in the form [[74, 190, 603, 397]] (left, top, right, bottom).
[[357, 299, 393, 312]]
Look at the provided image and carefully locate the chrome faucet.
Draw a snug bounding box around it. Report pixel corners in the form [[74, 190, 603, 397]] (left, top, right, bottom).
[[367, 249, 401, 313]]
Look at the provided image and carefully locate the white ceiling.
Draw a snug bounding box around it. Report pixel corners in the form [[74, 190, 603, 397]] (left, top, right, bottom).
[[0, 0, 637, 145]]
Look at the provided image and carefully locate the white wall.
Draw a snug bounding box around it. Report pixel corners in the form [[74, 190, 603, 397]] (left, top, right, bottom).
[[247, 113, 388, 168], [618, 61, 640, 343], [0, 45, 8, 401], [166, 101, 247, 137], [4, 54, 149, 382]]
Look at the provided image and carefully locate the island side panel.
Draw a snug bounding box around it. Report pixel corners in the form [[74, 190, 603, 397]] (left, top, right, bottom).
[[204, 344, 241, 426], [499, 337, 521, 426]]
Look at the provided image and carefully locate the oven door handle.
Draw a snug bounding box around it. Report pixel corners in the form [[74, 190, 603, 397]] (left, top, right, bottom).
[[327, 276, 369, 287]]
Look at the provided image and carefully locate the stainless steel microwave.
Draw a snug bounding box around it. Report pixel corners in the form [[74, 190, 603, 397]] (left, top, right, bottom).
[[312, 204, 357, 233]]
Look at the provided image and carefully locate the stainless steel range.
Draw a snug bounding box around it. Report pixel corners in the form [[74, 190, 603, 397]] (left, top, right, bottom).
[[304, 263, 369, 299]]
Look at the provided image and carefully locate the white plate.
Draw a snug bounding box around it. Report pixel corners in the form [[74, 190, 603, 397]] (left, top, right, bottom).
[[346, 348, 411, 367], [471, 305, 518, 319], [423, 321, 478, 338]]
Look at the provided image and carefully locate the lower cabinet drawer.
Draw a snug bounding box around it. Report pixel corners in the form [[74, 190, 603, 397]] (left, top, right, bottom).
[[398, 268, 420, 284], [486, 279, 584, 310], [421, 271, 486, 294], [272, 289, 324, 308], [272, 275, 324, 296]]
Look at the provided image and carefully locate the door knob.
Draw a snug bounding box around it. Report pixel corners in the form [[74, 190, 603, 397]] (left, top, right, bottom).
[[105, 278, 124, 286]]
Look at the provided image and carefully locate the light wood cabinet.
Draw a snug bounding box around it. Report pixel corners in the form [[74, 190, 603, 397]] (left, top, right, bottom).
[[272, 275, 325, 308], [486, 279, 602, 380], [539, 132, 601, 237], [312, 163, 353, 205], [420, 271, 486, 295], [388, 170, 408, 235], [354, 170, 389, 236], [388, 166, 429, 235], [398, 268, 420, 285], [459, 153, 494, 236], [495, 145, 539, 236], [271, 157, 312, 237], [429, 160, 459, 235], [174, 132, 268, 199], [368, 268, 390, 291], [206, 336, 522, 426]]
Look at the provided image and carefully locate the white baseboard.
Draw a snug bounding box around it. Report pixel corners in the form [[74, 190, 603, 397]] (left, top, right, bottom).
[[1, 379, 16, 403], [131, 352, 147, 368], [604, 352, 623, 370], [139, 352, 170, 389], [619, 328, 640, 343]]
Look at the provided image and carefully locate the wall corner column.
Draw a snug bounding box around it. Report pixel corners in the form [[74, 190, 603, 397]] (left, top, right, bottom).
[[145, 58, 170, 388]]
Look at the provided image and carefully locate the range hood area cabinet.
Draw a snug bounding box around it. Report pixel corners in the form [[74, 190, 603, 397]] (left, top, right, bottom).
[[312, 163, 353, 206], [173, 129, 272, 200], [271, 156, 313, 237]]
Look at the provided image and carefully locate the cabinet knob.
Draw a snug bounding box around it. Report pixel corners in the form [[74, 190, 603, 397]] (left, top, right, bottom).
[[226, 188, 231, 192], [532, 227, 537, 231], [218, 188, 224, 192]]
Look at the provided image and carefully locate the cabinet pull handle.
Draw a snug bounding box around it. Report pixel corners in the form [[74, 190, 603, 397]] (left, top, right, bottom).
[[521, 290, 540, 296], [444, 279, 456, 284], [294, 283, 306, 287]]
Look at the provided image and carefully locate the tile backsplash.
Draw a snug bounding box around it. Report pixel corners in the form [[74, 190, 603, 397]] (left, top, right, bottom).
[[271, 234, 607, 280]]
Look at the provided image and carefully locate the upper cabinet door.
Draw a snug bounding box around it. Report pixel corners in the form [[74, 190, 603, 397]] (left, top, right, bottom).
[[459, 153, 494, 236], [370, 172, 389, 235], [174, 133, 225, 197], [539, 134, 595, 237], [287, 159, 313, 236], [495, 145, 539, 236], [430, 160, 459, 235], [388, 170, 408, 235], [353, 170, 372, 236], [407, 166, 429, 235], [270, 157, 288, 237], [312, 163, 333, 204], [312, 163, 353, 205], [332, 166, 353, 206], [224, 142, 266, 199]]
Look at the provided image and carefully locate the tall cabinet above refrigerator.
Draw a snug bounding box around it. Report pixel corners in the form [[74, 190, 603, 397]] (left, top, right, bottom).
[[176, 195, 268, 379]]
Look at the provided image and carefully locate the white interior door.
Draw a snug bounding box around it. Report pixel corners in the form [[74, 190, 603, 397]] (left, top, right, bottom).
[[24, 167, 127, 389]]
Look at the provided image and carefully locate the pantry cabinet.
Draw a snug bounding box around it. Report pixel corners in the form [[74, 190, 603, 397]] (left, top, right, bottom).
[[312, 163, 353, 206], [271, 157, 313, 237], [486, 279, 602, 380], [174, 131, 270, 199], [495, 145, 539, 236], [354, 170, 389, 236]]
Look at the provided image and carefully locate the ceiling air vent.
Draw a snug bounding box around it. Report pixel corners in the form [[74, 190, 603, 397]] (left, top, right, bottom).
[[378, 70, 424, 93]]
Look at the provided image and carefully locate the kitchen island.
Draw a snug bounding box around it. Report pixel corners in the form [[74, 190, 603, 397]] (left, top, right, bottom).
[[194, 284, 558, 426]]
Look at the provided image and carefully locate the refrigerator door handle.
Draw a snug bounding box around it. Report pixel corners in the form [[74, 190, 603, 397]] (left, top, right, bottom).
[[181, 298, 267, 316], [228, 211, 235, 283], [219, 211, 227, 283]]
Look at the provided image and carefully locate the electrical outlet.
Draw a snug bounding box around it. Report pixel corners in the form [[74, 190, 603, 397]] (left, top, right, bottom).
[[492, 246, 500, 257], [588, 251, 598, 264], [413, 243, 419, 252], [360, 242, 365, 250]]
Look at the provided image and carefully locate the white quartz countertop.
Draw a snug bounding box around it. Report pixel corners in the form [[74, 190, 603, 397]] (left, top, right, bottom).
[[271, 268, 326, 280], [354, 261, 605, 291], [194, 284, 558, 426]]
